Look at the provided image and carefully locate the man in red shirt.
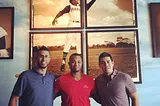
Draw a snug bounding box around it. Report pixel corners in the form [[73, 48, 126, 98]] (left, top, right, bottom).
[[54, 53, 95, 106]]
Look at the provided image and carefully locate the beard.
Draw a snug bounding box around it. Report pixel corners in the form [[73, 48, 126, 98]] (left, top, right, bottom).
[[37, 62, 48, 69], [71, 67, 82, 72]]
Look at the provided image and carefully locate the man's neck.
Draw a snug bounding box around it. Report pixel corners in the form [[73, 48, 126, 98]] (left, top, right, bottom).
[[71, 71, 82, 81], [37, 68, 47, 76]]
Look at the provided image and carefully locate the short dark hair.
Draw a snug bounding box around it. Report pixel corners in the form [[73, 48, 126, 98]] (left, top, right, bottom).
[[38, 46, 49, 52], [69, 53, 82, 62], [99, 52, 113, 63]]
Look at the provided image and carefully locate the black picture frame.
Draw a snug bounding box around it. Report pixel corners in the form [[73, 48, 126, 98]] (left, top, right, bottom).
[[86, 30, 141, 83], [0, 7, 14, 59], [149, 3, 160, 57]]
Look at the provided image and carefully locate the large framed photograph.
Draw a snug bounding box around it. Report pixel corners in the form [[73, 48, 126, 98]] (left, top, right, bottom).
[[0, 7, 14, 59], [87, 0, 137, 28], [149, 3, 160, 57], [30, 0, 137, 29], [29, 32, 82, 76], [87, 30, 141, 83]]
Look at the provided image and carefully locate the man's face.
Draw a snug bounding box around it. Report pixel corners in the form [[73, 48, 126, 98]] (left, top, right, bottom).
[[71, 0, 80, 5], [76, 0, 80, 4], [99, 56, 114, 76], [69, 55, 82, 72], [37, 50, 50, 69]]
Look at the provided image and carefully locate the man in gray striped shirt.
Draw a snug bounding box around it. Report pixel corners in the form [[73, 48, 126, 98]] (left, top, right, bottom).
[[95, 52, 139, 106]]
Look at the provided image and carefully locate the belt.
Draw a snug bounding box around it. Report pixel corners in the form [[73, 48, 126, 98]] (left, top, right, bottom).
[[73, 21, 80, 23]]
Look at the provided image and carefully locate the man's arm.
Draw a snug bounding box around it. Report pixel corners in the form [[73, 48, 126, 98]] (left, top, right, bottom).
[[8, 95, 19, 106], [54, 78, 61, 99], [90, 90, 101, 104], [86, 0, 96, 11], [130, 92, 139, 106], [91, 79, 101, 104], [53, 91, 61, 100], [52, 5, 70, 26]]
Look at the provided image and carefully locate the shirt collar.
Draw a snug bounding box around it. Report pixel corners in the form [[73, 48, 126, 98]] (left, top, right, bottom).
[[33, 68, 49, 76], [110, 69, 118, 80], [102, 69, 118, 81]]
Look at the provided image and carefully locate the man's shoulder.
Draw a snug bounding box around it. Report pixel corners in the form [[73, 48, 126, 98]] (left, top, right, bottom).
[[117, 70, 130, 77], [19, 69, 36, 77], [20, 70, 32, 75], [95, 74, 104, 82], [16, 70, 33, 80], [58, 73, 70, 79], [115, 70, 133, 82], [82, 74, 94, 80]]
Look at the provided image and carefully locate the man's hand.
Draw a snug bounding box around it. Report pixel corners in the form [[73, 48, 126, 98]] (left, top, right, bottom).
[[52, 18, 58, 26]]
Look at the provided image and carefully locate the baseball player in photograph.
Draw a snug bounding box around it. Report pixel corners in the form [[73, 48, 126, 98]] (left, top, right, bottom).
[[52, 0, 96, 72]]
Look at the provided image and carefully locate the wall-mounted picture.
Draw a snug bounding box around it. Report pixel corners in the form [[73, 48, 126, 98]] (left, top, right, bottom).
[[30, 0, 83, 29], [30, 0, 136, 29], [87, 30, 141, 83], [29, 32, 81, 76], [149, 3, 160, 57], [87, 0, 137, 28], [0, 7, 14, 59]]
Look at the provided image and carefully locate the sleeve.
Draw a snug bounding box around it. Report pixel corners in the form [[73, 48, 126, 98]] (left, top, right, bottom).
[[86, 0, 96, 11], [91, 78, 101, 104], [90, 77, 95, 93], [125, 74, 136, 94], [60, 5, 70, 14], [54, 78, 61, 93], [11, 72, 27, 97]]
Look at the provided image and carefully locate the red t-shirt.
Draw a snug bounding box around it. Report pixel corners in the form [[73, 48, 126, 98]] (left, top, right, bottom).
[[54, 73, 95, 106]]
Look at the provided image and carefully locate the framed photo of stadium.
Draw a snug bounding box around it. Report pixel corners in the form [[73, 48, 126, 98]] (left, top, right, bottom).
[[86, 30, 141, 83], [149, 3, 160, 57], [30, 0, 82, 29], [29, 32, 82, 77], [87, 0, 137, 28], [0, 7, 14, 59]]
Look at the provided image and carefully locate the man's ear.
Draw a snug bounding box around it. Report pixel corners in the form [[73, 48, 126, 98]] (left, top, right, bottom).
[[112, 60, 114, 65]]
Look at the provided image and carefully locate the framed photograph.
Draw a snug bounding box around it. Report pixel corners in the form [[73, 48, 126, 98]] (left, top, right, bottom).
[[149, 3, 160, 57], [86, 30, 141, 83], [0, 7, 14, 59], [30, 0, 82, 29], [87, 0, 137, 28], [29, 32, 82, 76], [30, 0, 137, 29]]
